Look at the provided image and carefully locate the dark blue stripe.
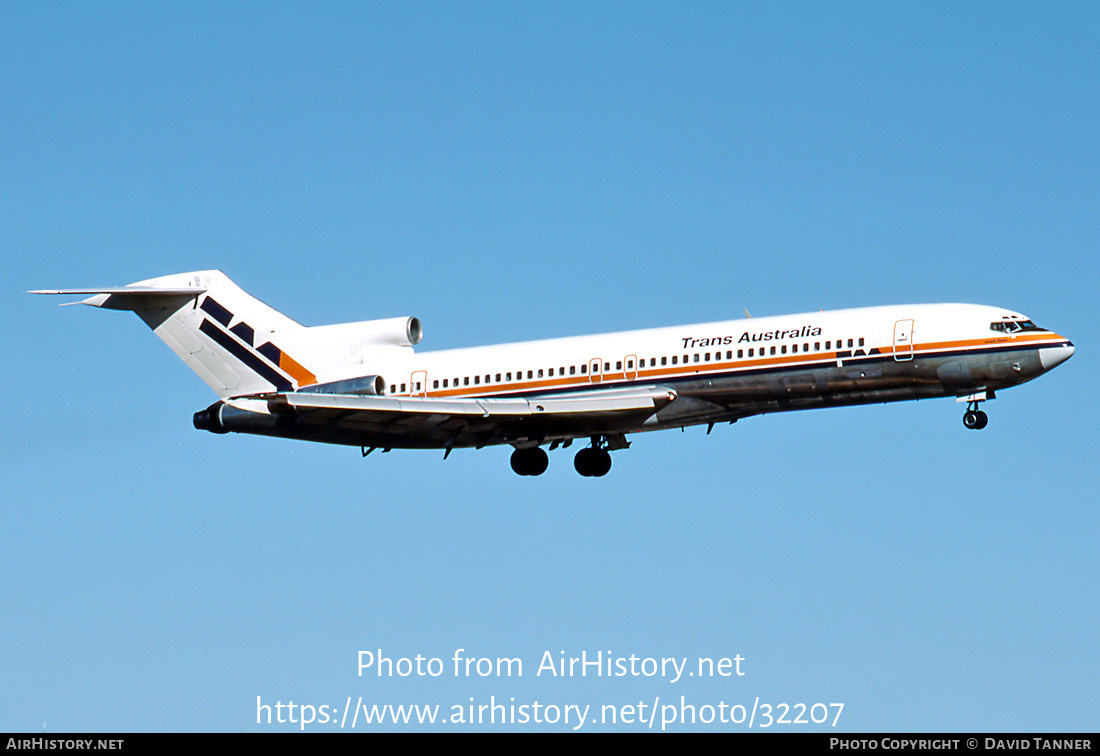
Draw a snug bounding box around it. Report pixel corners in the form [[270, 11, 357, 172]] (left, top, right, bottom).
[[257, 342, 281, 364], [200, 297, 233, 326], [199, 318, 292, 391], [230, 322, 255, 346]]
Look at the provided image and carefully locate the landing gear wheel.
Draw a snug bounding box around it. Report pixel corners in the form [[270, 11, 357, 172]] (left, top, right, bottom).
[[510, 447, 549, 476], [963, 409, 988, 430], [574, 447, 612, 477]]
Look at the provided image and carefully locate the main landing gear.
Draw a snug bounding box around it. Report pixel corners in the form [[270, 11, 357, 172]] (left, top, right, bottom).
[[510, 446, 549, 476], [510, 436, 621, 477], [573, 445, 612, 478], [962, 400, 989, 430]]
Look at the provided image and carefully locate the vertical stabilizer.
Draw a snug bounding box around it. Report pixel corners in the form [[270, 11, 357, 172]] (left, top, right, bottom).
[[32, 271, 318, 398]]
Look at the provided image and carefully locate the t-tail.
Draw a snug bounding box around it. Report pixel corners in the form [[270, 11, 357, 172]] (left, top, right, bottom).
[[31, 270, 421, 400]]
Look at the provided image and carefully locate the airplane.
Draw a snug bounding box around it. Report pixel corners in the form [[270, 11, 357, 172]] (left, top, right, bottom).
[[32, 270, 1074, 477]]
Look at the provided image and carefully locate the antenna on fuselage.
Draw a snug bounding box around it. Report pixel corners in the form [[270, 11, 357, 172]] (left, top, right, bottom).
[[743, 308, 753, 319]]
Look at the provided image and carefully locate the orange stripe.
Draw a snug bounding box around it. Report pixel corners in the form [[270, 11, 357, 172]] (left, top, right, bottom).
[[280, 353, 317, 388]]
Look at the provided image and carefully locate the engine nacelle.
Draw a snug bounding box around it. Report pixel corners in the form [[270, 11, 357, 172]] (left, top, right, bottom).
[[303, 375, 386, 396], [354, 316, 423, 347], [193, 401, 228, 433]]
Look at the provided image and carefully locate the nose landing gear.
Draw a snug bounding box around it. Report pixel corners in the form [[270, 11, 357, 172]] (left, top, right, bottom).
[[962, 400, 988, 430]]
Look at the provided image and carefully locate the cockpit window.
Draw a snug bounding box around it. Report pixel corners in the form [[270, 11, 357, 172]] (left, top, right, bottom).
[[990, 318, 1046, 334]]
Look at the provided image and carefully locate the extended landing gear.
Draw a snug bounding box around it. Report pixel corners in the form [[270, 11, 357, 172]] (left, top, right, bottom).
[[574, 435, 624, 477], [510, 447, 549, 476], [574, 446, 612, 477], [962, 401, 989, 430], [510, 435, 626, 476]]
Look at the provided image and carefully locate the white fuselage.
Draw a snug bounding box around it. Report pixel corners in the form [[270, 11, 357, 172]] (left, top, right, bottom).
[[365, 303, 1068, 413]]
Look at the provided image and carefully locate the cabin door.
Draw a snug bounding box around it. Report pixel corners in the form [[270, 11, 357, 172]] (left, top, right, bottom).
[[589, 358, 603, 383], [625, 354, 638, 381], [893, 320, 915, 362]]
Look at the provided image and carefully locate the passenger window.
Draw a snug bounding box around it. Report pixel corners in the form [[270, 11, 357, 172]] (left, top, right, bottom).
[[474, 376, 480, 384], [781, 345, 787, 354], [569, 366, 576, 375], [537, 369, 543, 378], [737, 349, 743, 358], [672, 356, 678, 365], [495, 373, 501, 382], [580, 364, 587, 374], [858, 338, 864, 347], [661, 357, 667, 366], [770, 346, 776, 355], [401, 383, 406, 392], [848, 339, 853, 348], [704, 353, 710, 361], [604, 363, 610, 372], [443, 379, 449, 387], [527, 370, 533, 379], [616, 361, 622, 370], [791, 344, 797, 353], [463, 377, 469, 386]]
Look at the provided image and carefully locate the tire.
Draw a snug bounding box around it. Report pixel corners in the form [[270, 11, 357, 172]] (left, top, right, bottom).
[[574, 447, 612, 477], [512, 447, 548, 476]]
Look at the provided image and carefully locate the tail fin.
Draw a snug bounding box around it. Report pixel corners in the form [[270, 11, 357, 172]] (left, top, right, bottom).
[[32, 270, 318, 398]]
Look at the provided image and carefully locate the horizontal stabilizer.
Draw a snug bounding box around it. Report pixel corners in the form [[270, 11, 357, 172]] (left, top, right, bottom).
[[29, 286, 207, 311]]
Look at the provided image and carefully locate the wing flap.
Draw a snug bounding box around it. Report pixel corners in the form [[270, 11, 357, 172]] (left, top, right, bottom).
[[274, 386, 675, 417], [264, 386, 678, 447]]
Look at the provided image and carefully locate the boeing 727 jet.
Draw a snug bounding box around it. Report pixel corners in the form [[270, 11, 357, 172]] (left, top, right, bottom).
[[33, 271, 1074, 476]]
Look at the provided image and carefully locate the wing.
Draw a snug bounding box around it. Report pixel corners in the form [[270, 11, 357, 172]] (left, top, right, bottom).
[[229, 385, 679, 449]]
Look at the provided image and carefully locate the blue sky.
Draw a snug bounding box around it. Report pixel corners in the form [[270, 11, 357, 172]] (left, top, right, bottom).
[[3, 2, 1096, 732]]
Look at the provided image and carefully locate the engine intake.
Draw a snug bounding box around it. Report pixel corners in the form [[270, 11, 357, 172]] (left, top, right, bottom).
[[355, 316, 422, 347]]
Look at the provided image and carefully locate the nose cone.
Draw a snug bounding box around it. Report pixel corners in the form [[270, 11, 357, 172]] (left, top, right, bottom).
[[1039, 341, 1074, 371]]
